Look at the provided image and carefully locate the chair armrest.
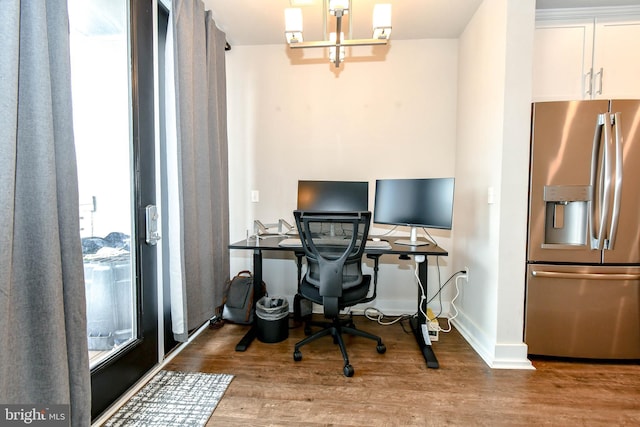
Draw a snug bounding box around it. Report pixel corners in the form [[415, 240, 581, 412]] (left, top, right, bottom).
[[363, 254, 381, 303]]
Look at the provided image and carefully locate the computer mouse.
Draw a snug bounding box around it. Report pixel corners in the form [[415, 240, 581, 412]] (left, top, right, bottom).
[[372, 237, 381, 242]]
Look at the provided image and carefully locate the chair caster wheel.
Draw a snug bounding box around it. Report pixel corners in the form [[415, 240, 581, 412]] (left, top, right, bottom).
[[343, 364, 354, 377], [376, 343, 386, 354], [293, 350, 302, 361]]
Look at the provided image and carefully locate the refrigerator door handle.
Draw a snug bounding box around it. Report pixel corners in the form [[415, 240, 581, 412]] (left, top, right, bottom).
[[531, 270, 640, 281], [605, 112, 623, 250], [589, 113, 610, 250]]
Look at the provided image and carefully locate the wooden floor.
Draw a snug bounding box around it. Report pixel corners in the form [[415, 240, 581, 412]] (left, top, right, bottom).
[[166, 315, 640, 426]]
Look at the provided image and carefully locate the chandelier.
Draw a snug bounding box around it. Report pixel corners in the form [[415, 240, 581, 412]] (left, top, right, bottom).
[[284, 0, 392, 68]]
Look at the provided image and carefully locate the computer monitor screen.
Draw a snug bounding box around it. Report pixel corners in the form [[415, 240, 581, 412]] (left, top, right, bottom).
[[374, 178, 455, 245], [297, 180, 369, 212]]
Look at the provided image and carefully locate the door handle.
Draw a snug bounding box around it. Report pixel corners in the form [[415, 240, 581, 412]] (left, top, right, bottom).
[[145, 205, 161, 245], [585, 68, 593, 97], [589, 113, 608, 250], [606, 112, 623, 250], [532, 270, 640, 280], [595, 67, 603, 96]]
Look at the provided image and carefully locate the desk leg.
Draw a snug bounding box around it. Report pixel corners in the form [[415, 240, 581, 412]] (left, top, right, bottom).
[[411, 258, 439, 369], [235, 248, 263, 352], [293, 253, 305, 322]]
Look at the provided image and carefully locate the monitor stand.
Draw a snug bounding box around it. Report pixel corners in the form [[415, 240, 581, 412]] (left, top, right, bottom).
[[395, 226, 429, 246]]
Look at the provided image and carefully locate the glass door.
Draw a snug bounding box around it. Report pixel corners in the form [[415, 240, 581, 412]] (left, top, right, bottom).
[[68, 0, 158, 420]]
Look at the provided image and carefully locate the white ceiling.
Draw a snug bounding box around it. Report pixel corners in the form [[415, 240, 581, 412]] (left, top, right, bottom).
[[202, 0, 640, 47], [203, 0, 482, 46]]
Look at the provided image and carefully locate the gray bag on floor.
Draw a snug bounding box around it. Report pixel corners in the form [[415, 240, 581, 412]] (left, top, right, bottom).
[[222, 270, 266, 325]]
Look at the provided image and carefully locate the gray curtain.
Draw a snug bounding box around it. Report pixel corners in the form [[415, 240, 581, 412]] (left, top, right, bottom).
[[165, 0, 230, 341], [0, 0, 90, 425]]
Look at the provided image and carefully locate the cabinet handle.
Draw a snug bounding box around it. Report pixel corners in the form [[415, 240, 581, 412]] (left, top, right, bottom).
[[595, 67, 603, 95], [585, 68, 593, 96]]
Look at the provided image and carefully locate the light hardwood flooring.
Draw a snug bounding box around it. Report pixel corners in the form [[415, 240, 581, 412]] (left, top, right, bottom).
[[165, 315, 640, 426]]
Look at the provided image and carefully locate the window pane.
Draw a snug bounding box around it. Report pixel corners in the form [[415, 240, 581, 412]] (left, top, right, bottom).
[[68, 0, 136, 369]]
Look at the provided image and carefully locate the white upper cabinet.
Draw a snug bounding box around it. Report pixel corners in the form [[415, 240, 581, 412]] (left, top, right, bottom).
[[592, 18, 640, 99], [533, 7, 640, 102], [533, 19, 594, 101]]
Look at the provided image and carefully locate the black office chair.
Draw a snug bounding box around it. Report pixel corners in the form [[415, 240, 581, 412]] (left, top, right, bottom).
[[292, 210, 386, 377]]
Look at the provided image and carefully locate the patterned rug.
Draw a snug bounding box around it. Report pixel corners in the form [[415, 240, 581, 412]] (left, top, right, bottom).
[[105, 370, 234, 426]]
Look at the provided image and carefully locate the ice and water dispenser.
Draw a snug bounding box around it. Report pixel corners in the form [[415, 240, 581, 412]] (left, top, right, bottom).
[[542, 185, 592, 247]]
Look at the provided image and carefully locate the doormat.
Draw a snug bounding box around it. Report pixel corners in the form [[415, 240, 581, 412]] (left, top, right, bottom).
[[105, 370, 233, 426]]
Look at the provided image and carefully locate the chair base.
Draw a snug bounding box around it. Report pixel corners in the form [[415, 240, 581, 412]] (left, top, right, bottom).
[[293, 314, 386, 377]]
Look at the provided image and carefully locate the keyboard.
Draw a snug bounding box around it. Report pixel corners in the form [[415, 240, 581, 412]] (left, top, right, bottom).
[[278, 238, 391, 249], [278, 238, 302, 247]]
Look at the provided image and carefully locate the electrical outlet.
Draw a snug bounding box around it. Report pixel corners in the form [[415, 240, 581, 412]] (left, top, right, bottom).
[[487, 186, 495, 204]]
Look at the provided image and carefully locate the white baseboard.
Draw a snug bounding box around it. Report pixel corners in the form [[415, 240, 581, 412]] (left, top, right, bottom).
[[348, 298, 451, 317], [451, 312, 534, 370]]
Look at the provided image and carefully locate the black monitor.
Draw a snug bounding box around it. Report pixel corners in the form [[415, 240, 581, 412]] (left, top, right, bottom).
[[297, 180, 369, 212], [373, 178, 455, 246]]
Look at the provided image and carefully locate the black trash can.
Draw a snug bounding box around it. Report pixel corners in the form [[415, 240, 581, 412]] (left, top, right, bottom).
[[256, 296, 289, 343]]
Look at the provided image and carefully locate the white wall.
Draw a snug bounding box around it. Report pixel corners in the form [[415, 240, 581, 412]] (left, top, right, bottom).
[[226, 39, 460, 315], [453, 0, 534, 368]]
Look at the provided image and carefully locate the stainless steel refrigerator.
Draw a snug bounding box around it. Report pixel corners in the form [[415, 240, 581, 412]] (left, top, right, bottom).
[[525, 100, 640, 359]]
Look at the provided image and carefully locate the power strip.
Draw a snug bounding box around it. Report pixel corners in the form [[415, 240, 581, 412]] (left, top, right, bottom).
[[427, 318, 439, 342], [426, 308, 439, 342]]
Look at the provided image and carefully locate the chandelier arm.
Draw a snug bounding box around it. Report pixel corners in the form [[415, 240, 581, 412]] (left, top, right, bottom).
[[341, 39, 388, 47], [288, 38, 388, 49], [289, 41, 337, 49]]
